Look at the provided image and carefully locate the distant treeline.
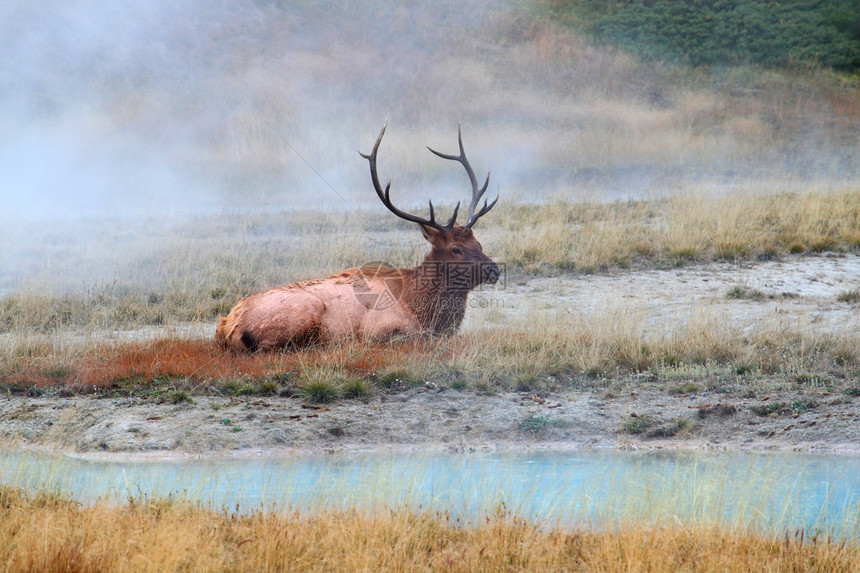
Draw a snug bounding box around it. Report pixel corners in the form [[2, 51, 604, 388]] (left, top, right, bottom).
[[550, 0, 860, 71]]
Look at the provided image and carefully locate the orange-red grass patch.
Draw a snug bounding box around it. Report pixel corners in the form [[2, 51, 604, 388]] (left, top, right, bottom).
[[77, 339, 285, 386], [3, 338, 448, 390]]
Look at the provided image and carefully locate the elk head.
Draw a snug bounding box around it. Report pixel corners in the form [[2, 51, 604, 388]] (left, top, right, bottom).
[[360, 123, 500, 333]]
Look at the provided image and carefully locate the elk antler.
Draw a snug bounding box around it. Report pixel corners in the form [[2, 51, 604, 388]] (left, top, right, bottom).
[[426, 123, 498, 228], [360, 123, 460, 234]]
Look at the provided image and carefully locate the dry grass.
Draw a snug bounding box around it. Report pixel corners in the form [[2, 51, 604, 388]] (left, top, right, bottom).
[[1, 314, 857, 398], [493, 188, 860, 271], [0, 486, 855, 572]]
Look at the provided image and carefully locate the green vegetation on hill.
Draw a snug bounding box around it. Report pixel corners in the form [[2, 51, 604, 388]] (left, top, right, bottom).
[[550, 0, 860, 71]]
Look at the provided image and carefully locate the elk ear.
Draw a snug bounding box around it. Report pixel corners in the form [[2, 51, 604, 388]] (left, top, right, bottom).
[[419, 224, 446, 245]]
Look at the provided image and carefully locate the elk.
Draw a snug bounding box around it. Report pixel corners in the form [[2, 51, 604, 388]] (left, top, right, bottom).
[[215, 123, 499, 352]]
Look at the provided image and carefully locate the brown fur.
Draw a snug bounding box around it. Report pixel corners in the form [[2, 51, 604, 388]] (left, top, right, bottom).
[[214, 225, 499, 351]]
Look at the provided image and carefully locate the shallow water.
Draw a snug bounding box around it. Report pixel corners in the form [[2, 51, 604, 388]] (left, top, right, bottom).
[[2, 449, 859, 535]]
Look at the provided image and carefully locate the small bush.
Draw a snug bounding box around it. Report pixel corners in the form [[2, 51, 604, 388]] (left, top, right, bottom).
[[668, 382, 700, 395], [341, 379, 370, 399], [169, 390, 192, 404], [794, 374, 831, 388], [513, 373, 541, 393], [697, 403, 738, 418], [621, 414, 657, 435], [790, 399, 818, 414], [833, 345, 857, 366], [450, 379, 469, 391], [269, 372, 293, 385], [474, 380, 497, 396], [377, 370, 418, 390], [809, 237, 838, 252], [715, 242, 748, 261], [668, 247, 700, 264], [301, 380, 338, 404], [519, 415, 570, 433], [659, 350, 683, 368], [837, 289, 860, 303], [733, 362, 755, 375], [256, 380, 279, 396], [645, 418, 696, 439], [726, 286, 765, 300], [750, 402, 787, 416], [223, 379, 255, 396]]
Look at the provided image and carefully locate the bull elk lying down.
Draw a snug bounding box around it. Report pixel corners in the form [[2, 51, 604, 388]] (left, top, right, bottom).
[[215, 124, 499, 352]]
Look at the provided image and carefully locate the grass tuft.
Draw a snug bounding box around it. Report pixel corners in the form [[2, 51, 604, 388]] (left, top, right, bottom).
[[519, 415, 571, 433], [168, 390, 192, 404], [300, 380, 339, 404], [341, 378, 371, 399], [621, 414, 658, 435], [837, 289, 860, 303], [750, 402, 788, 417]]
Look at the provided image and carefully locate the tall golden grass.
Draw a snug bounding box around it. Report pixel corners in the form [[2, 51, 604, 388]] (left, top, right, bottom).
[[493, 188, 860, 270], [0, 486, 855, 572]]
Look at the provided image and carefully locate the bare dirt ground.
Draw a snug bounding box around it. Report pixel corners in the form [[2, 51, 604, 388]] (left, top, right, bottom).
[[1, 254, 858, 460], [1, 384, 859, 460], [470, 252, 860, 335]]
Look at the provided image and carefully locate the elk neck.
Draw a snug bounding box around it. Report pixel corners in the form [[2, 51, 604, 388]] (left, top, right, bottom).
[[403, 254, 472, 335]]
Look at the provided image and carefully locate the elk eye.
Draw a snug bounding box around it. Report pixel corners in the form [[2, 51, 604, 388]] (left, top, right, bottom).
[[452, 247, 463, 256]]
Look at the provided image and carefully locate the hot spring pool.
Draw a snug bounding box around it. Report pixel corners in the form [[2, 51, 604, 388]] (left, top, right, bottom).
[[2, 449, 858, 535]]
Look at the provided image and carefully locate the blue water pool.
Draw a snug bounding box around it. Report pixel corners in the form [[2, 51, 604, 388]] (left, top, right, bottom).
[[2, 449, 858, 535]]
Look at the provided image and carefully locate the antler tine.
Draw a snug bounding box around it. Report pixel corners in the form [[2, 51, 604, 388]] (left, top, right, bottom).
[[426, 123, 498, 228], [360, 122, 458, 234]]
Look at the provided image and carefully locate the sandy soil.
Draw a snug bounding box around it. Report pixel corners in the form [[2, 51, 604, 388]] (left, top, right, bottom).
[[469, 252, 860, 335], [2, 254, 858, 460], [1, 384, 858, 461]]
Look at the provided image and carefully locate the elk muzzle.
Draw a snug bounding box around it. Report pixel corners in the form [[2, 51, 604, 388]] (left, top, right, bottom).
[[482, 261, 500, 285]]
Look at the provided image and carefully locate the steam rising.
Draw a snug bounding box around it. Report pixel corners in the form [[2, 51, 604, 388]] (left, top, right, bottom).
[[1, 0, 856, 293]]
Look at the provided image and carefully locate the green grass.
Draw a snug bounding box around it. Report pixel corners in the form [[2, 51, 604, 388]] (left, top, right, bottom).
[[168, 390, 192, 404], [790, 399, 818, 414], [667, 382, 700, 395], [621, 414, 658, 435], [341, 379, 371, 399], [450, 379, 469, 391], [221, 379, 256, 397], [256, 379, 280, 396], [377, 370, 419, 390], [750, 402, 788, 417], [519, 415, 571, 433], [300, 380, 339, 404], [726, 286, 766, 300]]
